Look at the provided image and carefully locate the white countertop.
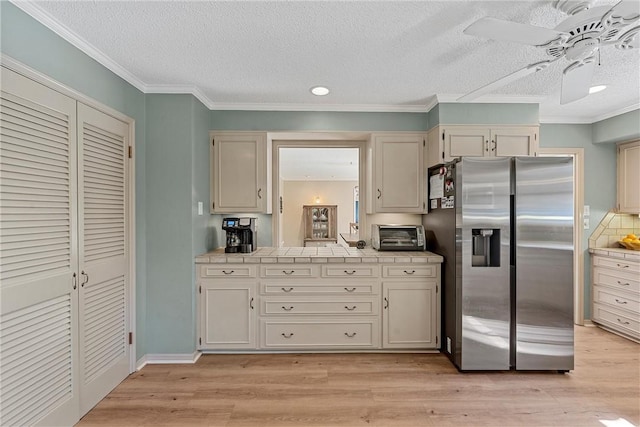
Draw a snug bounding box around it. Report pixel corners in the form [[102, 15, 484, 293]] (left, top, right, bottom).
[[589, 247, 640, 261], [196, 247, 443, 264]]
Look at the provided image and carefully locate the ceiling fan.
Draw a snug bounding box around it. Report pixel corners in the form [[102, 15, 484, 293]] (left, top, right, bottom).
[[458, 0, 640, 104]]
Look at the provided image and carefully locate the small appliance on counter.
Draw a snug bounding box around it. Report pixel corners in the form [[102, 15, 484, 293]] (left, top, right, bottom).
[[222, 217, 257, 253], [371, 224, 426, 251]]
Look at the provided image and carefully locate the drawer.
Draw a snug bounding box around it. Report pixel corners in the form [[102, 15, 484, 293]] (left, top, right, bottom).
[[261, 319, 379, 348], [593, 303, 640, 337], [382, 264, 437, 278], [593, 285, 640, 314], [261, 296, 379, 316], [593, 267, 640, 294], [261, 282, 379, 295], [322, 265, 379, 278], [260, 264, 320, 278], [593, 256, 640, 274], [200, 264, 256, 278]]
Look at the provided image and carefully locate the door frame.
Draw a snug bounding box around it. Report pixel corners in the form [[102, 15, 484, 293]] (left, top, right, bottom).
[[538, 147, 585, 326], [2, 54, 138, 372]]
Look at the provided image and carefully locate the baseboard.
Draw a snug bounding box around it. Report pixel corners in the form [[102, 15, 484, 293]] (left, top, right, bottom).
[[136, 351, 201, 370], [582, 320, 595, 327]]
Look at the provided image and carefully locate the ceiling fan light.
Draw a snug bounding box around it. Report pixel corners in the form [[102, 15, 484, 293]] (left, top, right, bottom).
[[589, 85, 607, 94], [310, 86, 330, 96]]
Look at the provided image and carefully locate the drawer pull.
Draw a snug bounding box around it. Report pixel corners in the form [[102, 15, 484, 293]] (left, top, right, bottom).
[[222, 270, 234, 275], [281, 306, 294, 311], [283, 270, 295, 275], [617, 281, 630, 286], [615, 299, 628, 305], [281, 287, 294, 292], [404, 270, 416, 275], [384, 297, 389, 309], [281, 332, 294, 338], [250, 297, 254, 310], [344, 270, 356, 275], [616, 264, 630, 268], [617, 318, 631, 325], [345, 305, 357, 311], [344, 332, 357, 338], [344, 287, 356, 292]]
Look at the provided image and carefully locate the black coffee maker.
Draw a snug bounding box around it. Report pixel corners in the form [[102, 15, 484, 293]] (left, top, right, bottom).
[[222, 217, 257, 253]]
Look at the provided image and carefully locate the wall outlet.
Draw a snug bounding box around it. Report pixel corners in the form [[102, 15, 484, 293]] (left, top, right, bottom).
[[584, 218, 590, 229], [584, 205, 590, 217], [197, 201, 203, 216], [446, 336, 452, 354]]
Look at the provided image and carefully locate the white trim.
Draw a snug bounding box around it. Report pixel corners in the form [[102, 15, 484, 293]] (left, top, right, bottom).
[[142, 352, 202, 367], [209, 102, 428, 113], [436, 94, 547, 104], [538, 148, 585, 326], [145, 84, 213, 109], [136, 355, 148, 371], [539, 115, 594, 124], [590, 103, 640, 123], [583, 320, 595, 326], [10, 0, 147, 93]]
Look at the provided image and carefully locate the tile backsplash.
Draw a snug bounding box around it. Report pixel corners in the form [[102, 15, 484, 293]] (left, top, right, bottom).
[[589, 210, 640, 249]]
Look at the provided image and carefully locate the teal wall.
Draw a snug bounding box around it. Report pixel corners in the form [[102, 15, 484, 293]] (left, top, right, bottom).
[[539, 124, 617, 319], [434, 103, 539, 126], [1, 1, 149, 360], [592, 109, 640, 144]]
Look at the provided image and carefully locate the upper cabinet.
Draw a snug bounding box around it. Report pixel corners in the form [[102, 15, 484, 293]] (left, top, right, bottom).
[[426, 125, 539, 168], [210, 132, 271, 213], [617, 139, 640, 214], [367, 133, 427, 214]]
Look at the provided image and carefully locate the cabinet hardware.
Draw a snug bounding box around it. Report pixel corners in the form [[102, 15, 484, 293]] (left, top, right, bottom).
[[344, 287, 356, 292], [257, 188, 262, 199], [615, 299, 628, 304], [281, 287, 294, 292], [212, 202, 215, 210], [282, 306, 294, 311], [81, 271, 89, 286], [442, 131, 445, 141], [617, 281, 630, 286], [279, 196, 283, 213], [199, 285, 201, 294], [345, 306, 357, 311], [199, 337, 202, 345], [128, 332, 133, 345], [384, 297, 389, 309], [377, 189, 381, 199], [616, 264, 629, 268], [344, 270, 356, 275], [403, 270, 416, 275], [281, 332, 294, 338], [491, 140, 496, 152], [222, 270, 234, 275], [128, 146, 132, 159], [212, 138, 215, 146], [485, 140, 489, 152], [617, 318, 631, 325], [250, 297, 254, 310], [283, 270, 294, 275], [344, 332, 357, 338], [72, 272, 77, 290]]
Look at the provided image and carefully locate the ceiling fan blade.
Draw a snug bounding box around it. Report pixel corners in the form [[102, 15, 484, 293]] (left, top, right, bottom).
[[607, 0, 640, 21], [464, 17, 567, 46], [560, 59, 596, 105], [457, 60, 556, 102]]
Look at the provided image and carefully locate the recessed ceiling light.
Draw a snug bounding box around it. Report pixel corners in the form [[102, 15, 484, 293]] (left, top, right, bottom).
[[589, 85, 607, 94], [310, 86, 330, 96]]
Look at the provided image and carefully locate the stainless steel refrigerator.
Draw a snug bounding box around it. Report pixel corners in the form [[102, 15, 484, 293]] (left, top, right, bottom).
[[424, 157, 574, 371]]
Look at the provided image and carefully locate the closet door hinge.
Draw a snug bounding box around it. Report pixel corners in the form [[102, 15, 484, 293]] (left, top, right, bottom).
[[199, 285, 202, 294], [199, 337, 202, 345], [212, 138, 215, 146], [212, 202, 215, 210], [128, 332, 133, 345], [128, 146, 133, 159]]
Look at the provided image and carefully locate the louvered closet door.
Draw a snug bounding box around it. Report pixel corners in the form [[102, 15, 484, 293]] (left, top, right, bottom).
[[77, 102, 129, 415], [0, 67, 80, 426]]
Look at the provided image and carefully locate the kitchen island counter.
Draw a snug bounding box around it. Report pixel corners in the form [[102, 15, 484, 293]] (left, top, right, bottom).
[[196, 247, 443, 264]]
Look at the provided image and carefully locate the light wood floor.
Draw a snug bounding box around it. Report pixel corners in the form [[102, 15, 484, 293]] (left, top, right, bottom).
[[77, 326, 639, 427]]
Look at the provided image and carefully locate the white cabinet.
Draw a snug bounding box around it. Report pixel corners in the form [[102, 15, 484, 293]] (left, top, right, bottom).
[[592, 255, 640, 342], [617, 140, 640, 214], [381, 265, 440, 349], [198, 264, 257, 349], [210, 132, 271, 213], [426, 125, 539, 168], [368, 133, 426, 213]]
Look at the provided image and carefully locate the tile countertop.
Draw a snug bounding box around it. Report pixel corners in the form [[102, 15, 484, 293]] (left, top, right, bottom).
[[589, 247, 640, 261], [196, 247, 443, 264]]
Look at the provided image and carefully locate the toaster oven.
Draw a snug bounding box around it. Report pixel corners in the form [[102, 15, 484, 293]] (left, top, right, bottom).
[[371, 224, 426, 251]]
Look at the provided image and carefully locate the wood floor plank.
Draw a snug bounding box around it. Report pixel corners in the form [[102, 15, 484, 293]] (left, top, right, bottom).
[[76, 326, 640, 427]]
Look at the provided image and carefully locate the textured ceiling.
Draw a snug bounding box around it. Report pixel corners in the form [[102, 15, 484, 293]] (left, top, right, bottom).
[[279, 148, 359, 181], [22, 0, 640, 121]]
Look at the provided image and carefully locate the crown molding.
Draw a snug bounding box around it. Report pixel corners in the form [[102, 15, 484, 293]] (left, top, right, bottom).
[[208, 103, 428, 113], [11, 0, 147, 93], [424, 96, 439, 113], [145, 84, 214, 109], [539, 103, 640, 124], [436, 94, 547, 104], [590, 103, 640, 123]]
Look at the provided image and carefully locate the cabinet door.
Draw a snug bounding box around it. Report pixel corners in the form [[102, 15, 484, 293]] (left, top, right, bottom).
[[382, 282, 438, 349], [211, 132, 268, 213], [199, 281, 257, 349], [373, 134, 425, 213], [617, 140, 640, 214], [443, 126, 490, 158], [491, 127, 538, 157]]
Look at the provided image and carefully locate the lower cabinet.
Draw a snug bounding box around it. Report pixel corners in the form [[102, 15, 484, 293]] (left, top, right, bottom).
[[260, 319, 379, 349]]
